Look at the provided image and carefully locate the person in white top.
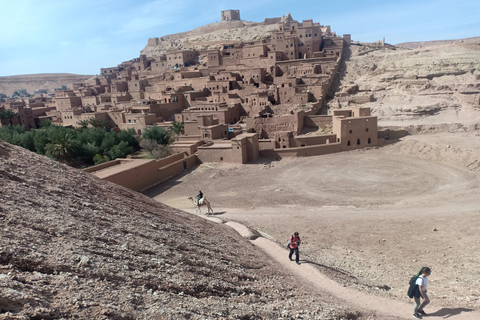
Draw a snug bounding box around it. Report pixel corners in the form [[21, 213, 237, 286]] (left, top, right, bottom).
[[413, 267, 431, 319]]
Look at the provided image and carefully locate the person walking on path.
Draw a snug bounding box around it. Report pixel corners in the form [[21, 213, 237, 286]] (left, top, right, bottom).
[[288, 232, 301, 264], [413, 267, 431, 319]]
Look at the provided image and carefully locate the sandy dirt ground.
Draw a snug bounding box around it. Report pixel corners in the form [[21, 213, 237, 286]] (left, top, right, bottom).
[[145, 132, 480, 319]]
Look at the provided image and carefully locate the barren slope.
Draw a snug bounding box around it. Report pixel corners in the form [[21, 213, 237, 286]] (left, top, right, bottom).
[[330, 38, 480, 127], [0, 140, 365, 320]]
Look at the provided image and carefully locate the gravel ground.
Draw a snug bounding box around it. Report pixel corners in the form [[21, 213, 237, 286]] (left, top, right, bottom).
[[145, 132, 480, 313]]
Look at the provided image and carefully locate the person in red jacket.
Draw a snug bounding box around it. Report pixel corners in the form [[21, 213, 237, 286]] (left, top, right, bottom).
[[288, 232, 301, 264]]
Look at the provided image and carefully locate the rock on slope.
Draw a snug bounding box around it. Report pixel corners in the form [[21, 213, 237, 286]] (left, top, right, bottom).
[[0, 140, 362, 320]]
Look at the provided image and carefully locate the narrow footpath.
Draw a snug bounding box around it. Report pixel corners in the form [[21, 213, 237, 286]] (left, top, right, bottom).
[[199, 216, 480, 320]]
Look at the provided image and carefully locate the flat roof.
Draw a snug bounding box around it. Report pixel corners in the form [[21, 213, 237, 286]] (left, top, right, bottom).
[[91, 159, 152, 179]]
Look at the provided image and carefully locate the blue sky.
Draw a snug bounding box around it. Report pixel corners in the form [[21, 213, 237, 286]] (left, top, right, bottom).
[[1, 0, 479, 77]]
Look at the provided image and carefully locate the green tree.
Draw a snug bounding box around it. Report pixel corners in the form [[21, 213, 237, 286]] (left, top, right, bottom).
[[142, 125, 170, 145], [151, 144, 171, 159], [0, 109, 18, 126], [140, 139, 158, 154], [117, 128, 140, 149], [13, 90, 19, 96], [169, 121, 184, 141], [93, 153, 110, 165], [33, 129, 49, 154], [88, 118, 110, 130], [107, 141, 133, 160], [39, 119, 53, 129], [45, 132, 78, 163], [77, 119, 90, 129], [19, 131, 35, 152]]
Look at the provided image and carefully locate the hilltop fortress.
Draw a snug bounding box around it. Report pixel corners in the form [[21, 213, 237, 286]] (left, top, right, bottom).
[[1, 11, 380, 167]]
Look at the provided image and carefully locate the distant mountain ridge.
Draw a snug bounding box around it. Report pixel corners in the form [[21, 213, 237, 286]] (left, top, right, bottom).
[[0, 73, 93, 95]]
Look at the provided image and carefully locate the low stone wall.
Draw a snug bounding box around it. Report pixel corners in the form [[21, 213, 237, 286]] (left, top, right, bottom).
[[260, 142, 343, 158]]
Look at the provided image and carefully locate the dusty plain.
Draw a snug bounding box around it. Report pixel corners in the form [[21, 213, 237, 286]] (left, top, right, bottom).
[[147, 131, 480, 315], [146, 37, 480, 317]]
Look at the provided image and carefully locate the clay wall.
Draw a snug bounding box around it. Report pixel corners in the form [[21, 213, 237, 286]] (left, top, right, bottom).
[[148, 38, 159, 46], [100, 67, 119, 76], [84, 153, 197, 192], [252, 111, 304, 138], [198, 124, 229, 140], [221, 10, 240, 21], [166, 51, 197, 68], [116, 111, 161, 134], [197, 133, 257, 164], [31, 106, 56, 117], [243, 45, 268, 58], [176, 71, 202, 80], [171, 140, 204, 155], [108, 111, 126, 127], [207, 51, 222, 67], [111, 82, 128, 93], [82, 96, 99, 106], [332, 115, 378, 148], [151, 58, 168, 73], [293, 134, 337, 147], [197, 141, 244, 163], [55, 96, 82, 111], [207, 80, 230, 93], [241, 68, 266, 84], [262, 141, 343, 158], [112, 93, 131, 104], [170, 77, 209, 92], [258, 139, 275, 150], [303, 115, 332, 128], [128, 79, 147, 92], [241, 91, 270, 116]]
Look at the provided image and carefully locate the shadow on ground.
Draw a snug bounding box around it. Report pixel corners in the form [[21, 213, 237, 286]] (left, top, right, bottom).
[[428, 308, 476, 318]]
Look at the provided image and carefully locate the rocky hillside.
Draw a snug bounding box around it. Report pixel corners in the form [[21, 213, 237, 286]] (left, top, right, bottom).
[[0, 74, 93, 96], [0, 140, 362, 320], [141, 20, 279, 58], [330, 37, 480, 128]]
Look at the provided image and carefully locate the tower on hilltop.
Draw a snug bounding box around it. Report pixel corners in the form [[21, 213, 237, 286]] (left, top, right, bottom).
[[221, 10, 240, 21]]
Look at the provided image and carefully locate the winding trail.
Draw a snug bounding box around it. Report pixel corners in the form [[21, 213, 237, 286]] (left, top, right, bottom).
[[203, 215, 480, 320]]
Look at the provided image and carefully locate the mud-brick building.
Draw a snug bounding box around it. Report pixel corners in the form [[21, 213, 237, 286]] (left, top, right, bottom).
[[197, 132, 259, 164], [221, 10, 240, 22], [332, 107, 378, 148], [54, 90, 82, 111], [176, 102, 244, 124]]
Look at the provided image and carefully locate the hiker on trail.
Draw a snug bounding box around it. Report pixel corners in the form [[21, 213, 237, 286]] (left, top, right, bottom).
[[196, 191, 203, 206], [413, 267, 431, 319], [288, 232, 301, 265]]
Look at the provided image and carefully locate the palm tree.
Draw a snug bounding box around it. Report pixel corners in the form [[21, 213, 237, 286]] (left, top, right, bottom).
[[88, 118, 110, 130], [39, 119, 53, 129], [45, 132, 77, 163], [0, 109, 18, 126], [77, 119, 90, 129], [169, 121, 184, 141]]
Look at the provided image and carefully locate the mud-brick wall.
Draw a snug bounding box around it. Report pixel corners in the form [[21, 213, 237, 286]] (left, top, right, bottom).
[[85, 153, 198, 192], [303, 115, 332, 128]]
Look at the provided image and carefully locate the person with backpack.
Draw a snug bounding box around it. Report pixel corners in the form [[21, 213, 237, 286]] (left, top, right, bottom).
[[288, 232, 301, 265], [410, 267, 431, 319]]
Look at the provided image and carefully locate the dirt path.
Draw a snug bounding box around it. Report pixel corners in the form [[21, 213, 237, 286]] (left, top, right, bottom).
[[209, 215, 480, 320], [146, 137, 480, 316]]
